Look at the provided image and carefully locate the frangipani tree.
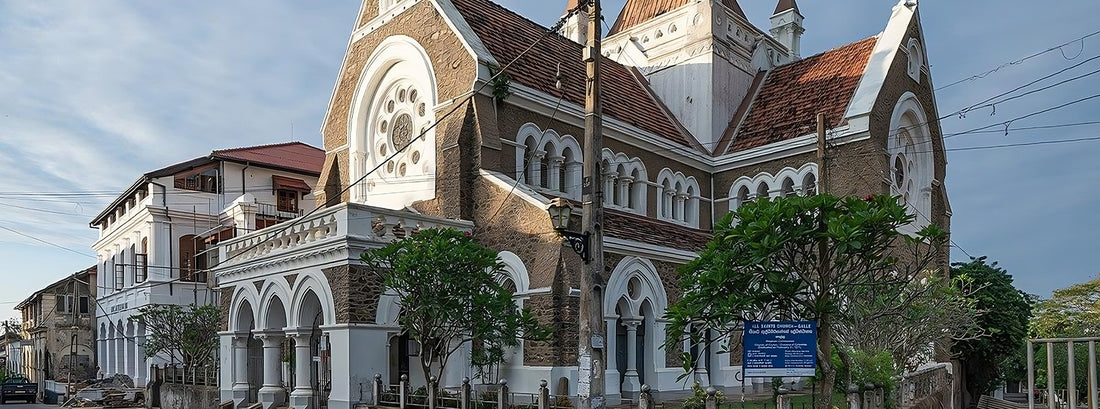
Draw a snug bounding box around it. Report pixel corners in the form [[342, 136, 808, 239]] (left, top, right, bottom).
[[361, 228, 550, 386], [665, 194, 964, 409]]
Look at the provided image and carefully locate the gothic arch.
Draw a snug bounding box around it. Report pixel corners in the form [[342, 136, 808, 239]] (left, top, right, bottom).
[[496, 251, 530, 296], [604, 257, 668, 318], [231, 286, 260, 332], [348, 35, 439, 209], [889, 93, 934, 233], [290, 273, 335, 328], [258, 280, 293, 330]]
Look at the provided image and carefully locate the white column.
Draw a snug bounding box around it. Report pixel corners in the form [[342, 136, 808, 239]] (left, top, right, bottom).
[[528, 150, 546, 187], [695, 331, 710, 385], [257, 332, 287, 409], [547, 156, 564, 192], [150, 219, 173, 280], [288, 331, 314, 409], [621, 319, 642, 394], [136, 326, 147, 387], [232, 333, 252, 407], [617, 177, 634, 208], [602, 172, 616, 205]]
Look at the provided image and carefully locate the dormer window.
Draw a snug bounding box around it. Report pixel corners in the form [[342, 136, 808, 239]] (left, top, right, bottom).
[[174, 164, 219, 193], [906, 39, 925, 82]]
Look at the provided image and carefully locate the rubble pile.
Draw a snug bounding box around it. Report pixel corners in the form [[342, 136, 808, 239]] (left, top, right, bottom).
[[62, 374, 144, 408]]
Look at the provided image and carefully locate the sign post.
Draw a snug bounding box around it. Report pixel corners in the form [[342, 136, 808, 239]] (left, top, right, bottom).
[[742, 321, 817, 377]]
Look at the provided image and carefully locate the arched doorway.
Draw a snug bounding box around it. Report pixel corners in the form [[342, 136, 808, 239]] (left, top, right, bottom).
[[606, 258, 668, 399], [294, 289, 330, 408]]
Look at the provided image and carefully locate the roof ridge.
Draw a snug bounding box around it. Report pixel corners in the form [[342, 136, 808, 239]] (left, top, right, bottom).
[[777, 35, 880, 68], [211, 141, 322, 155]]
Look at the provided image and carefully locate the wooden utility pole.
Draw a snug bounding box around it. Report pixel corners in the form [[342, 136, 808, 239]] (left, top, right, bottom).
[[816, 113, 827, 193], [579, 0, 606, 409]]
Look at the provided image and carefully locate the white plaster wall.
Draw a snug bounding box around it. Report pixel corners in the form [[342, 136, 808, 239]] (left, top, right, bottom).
[[326, 326, 391, 409]]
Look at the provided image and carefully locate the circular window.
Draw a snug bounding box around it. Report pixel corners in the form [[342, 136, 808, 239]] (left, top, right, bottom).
[[893, 154, 906, 188], [391, 113, 414, 148]]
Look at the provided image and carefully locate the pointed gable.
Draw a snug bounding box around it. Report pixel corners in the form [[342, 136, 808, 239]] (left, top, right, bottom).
[[609, 0, 745, 35], [730, 37, 877, 153], [449, 0, 694, 147]]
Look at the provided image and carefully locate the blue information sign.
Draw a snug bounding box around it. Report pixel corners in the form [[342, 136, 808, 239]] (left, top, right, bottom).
[[742, 321, 817, 377]]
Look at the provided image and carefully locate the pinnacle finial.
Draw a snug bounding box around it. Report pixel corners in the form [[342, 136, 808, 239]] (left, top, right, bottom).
[[774, 0, 800, 15]]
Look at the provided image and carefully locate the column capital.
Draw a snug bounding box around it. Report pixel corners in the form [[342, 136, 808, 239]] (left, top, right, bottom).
[[254, 331, 285, 345], [283, 327, 314, 341], [622, 318, 643, 330]]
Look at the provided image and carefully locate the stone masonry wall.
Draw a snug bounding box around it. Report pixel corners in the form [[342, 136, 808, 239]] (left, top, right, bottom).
[[316, 0, 477, 208]]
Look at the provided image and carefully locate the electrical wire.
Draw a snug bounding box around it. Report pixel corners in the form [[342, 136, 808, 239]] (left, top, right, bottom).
[[936, 29, 1100, 91]]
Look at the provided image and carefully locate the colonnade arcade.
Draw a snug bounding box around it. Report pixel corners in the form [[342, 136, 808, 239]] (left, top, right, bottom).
[[227, 273, 335, 409]]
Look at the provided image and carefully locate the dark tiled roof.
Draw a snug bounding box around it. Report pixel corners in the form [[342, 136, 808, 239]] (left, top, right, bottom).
[[609, 0, 745, 35], [211, 141, 325, 176], [731, 37, 876, 153], [604, 209, 711, 252], [450, 0, 694, 147], [775, 0, 800, 15]]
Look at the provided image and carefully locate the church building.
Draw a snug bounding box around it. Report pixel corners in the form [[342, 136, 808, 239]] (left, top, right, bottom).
[[212, 0, 951, 408]]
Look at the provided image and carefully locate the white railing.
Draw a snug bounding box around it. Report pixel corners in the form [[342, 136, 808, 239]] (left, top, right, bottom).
[[1027, 337, 1099, 409], [218, 202, 474, 267]]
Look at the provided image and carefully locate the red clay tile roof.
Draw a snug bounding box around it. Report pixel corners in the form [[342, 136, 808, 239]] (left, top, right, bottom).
[[450, 0, 694, 147], [211, 141, 325, 176], [730, 37, 877, 153], [609, 0, 745, 35], [604, 209, 711, 252]]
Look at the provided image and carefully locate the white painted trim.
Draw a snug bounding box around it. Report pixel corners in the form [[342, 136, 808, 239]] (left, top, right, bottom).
[[479, 169, 550, 208], [846, 1, 916, 118], [604, 237, 697, 263], [350, 0, 497, 72], [505, 83, 713, 170]]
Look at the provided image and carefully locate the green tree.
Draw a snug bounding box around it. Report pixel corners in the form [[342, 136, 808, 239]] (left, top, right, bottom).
[[1028, 276, 1100, 391], [665, 194, 949, 409], [361, 228, 550, 386], [130, 303, 220, 368], [949, 257, 1032, 407]]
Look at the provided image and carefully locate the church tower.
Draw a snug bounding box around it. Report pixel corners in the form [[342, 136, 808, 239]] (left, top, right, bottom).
[[603, 0, 798, 151], [559, 0, 588, 44]]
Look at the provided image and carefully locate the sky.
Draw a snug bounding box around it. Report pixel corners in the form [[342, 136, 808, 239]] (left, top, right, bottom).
[[1, 0, 1099, 321]]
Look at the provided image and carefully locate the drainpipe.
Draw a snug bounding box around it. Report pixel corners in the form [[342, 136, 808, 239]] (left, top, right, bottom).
[[151, 181, 174, 296], [241, 162, 250, 198], [710, 176, 716, 230]]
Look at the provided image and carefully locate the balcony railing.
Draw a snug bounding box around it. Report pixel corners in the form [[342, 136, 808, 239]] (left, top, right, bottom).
[[218, 202, 474, 268], [255, 202, 305, 219]]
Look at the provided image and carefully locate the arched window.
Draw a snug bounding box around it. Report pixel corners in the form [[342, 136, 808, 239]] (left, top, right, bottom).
[[781, 177, 796, 197], [348, 36, 438, 210], [907, 39, 924, 82], [755, 182, 770, 199], [736, 186, 750, 209], [657, 169, 700, 227], [801, 173, 817, 196], [889, 94, 934, 234]]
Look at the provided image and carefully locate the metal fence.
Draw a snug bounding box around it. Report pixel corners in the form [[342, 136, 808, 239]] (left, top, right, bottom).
[[153, 364, 219, 387]]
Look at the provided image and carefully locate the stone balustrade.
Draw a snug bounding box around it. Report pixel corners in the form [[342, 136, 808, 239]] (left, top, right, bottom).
[[217, 202, 474, 268]]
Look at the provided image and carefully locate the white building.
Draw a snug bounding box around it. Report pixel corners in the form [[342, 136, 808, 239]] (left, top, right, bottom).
[[90, 142, 324, 387]]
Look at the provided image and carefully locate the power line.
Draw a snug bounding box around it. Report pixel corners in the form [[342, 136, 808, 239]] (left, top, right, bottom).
[[936, 29, 1100, 91], [0, 224, 96, 259]]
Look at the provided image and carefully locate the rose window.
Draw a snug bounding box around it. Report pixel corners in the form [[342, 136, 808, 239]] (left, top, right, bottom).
[[891, 129, 918, 205], [374, 80, 430, 178]]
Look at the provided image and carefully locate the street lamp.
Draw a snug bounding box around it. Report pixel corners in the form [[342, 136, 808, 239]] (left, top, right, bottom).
[[547, 197, 591, 263]]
